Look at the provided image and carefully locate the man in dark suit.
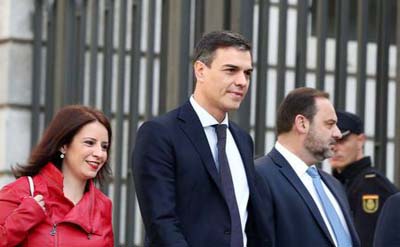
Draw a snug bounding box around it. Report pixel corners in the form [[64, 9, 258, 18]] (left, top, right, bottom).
[[374, 192, 400, 246], [330, 111, 398, 247], [133, 31, 271, 247], [255, 87, 360, 247]]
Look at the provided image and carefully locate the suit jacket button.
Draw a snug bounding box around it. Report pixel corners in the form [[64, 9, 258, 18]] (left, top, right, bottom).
[[224, 230, 231, 235]]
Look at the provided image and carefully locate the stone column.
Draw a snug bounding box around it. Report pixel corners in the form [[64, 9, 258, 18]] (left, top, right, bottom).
[[0, 0, 35, 186]]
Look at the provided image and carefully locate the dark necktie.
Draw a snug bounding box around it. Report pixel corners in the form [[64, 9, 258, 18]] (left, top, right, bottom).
[[214, 124, 243, 247]]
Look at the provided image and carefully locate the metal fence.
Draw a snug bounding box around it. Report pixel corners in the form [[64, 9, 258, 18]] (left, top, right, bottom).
[[30, 0, 399, 246]]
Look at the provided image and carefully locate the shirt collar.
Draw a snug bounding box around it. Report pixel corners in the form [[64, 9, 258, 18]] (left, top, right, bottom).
[[275, 141, 310, 177], [190, 95, 229, 127]]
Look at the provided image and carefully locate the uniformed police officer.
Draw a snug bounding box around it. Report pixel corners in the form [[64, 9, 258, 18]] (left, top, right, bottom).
[[329, 110, 398, 247]]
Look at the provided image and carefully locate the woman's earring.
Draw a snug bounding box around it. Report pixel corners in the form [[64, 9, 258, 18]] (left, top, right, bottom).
[[60, 153, 65, 159]]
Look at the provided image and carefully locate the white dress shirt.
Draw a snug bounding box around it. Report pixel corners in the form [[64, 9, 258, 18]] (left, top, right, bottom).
[[275, 141, 350, 246], [190, 96, 249, 246]]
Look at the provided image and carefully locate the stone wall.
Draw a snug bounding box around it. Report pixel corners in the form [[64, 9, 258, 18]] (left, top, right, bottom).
[[0, 0, 35, 186]]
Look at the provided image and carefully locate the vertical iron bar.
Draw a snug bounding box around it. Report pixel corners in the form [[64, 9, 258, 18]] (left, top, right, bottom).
[[394, 0, 400, 186], [109, 0, 128, 245], [194, 0, 205, 44], [295, 0, 308, 87], [102, 0, 114, 118], [75, 0, 87, 103], [31, 0, 44, 148], [356, 0, 368, 121], [126, 0, 143, 245], [239, 0, 254, 41], [126, 170, 137, 247], [53, 0, 68, 111], [374, 0, 390, 174], [89, 0, 99, 107], [333, 0, 349, 110], [255, 0, 270, 156], [178, 0, 191, 105], [276, 0, 288, 108], [101, 0, 114, 196], [234, 0, 254, 132], [45, 1, 57, 125], [113, 0, 128, 245], [190, 0, 205, 103], [315, 0, 328, 90], [224, 0, 231, 30], [158, 0, 170, 115], [145, 0, 156, 120], [64, 0, 76, 105]]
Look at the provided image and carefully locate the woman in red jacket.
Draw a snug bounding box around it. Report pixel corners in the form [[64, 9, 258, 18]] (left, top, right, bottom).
[[0, 105, 114, 246]]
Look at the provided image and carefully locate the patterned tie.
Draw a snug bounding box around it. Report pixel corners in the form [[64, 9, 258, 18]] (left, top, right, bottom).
[[306, 166, 352, 247], [214, 124, 243, 247]]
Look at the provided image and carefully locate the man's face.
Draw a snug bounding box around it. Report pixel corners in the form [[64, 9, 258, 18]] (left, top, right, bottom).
[[330, 133, 364, 170], [194, 47, 253, 120], [304, 98, 342, 162]]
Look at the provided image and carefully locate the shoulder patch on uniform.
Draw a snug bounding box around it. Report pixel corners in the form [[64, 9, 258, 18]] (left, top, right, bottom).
[[362, 194, 379, 213], [364, 173, 376, 179]]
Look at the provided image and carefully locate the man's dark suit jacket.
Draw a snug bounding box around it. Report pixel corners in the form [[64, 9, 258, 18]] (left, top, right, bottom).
[[255, 148, 360, 247], [133, 101, 271, 247], [374, 192, 400, 246]]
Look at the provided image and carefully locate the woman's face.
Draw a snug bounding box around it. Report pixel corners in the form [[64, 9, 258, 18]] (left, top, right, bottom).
[[61, 121, 109, 182]]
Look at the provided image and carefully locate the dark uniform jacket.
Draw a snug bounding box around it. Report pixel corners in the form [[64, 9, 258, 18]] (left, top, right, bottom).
[[333, 156, 398, 247]]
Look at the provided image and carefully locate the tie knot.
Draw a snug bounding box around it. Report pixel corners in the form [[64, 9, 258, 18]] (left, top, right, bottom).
[[214, 124, 227, 140], [306, 166, 320, 178]]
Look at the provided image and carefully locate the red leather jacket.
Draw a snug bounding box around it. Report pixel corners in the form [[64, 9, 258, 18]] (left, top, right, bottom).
[[0, 163, 114, 246]]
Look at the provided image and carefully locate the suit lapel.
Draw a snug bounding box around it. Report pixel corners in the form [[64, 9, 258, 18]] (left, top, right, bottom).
[[269, 148, 335, 245], [321, 172, 359, 245], [176, 101, 223, 193]]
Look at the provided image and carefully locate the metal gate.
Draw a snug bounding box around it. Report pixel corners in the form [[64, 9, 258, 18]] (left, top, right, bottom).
[[30, 0, 399, 246]]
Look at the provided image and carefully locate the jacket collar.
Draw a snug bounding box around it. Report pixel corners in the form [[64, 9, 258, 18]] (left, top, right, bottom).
[[177, 101, 255, 196], [189, 95, 229, 127], [269, 149, 360, 246], [177, 101, 223, 194], [268, 148, 335, 245], [333, 156, 371, 182], [39, 162, 98, 234], [63, 181, 97, 234], [39, 162, 64, 191]]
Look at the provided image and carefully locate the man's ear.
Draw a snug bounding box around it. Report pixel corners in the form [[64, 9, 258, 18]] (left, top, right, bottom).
[[294, 115, 309, 134], [194, 61, 206, 82], [356, 133, 366, 149]]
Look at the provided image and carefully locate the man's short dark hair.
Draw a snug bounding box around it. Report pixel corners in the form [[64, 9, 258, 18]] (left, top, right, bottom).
[[276, 87, 329, 135], [193, 30, 252, 67]]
